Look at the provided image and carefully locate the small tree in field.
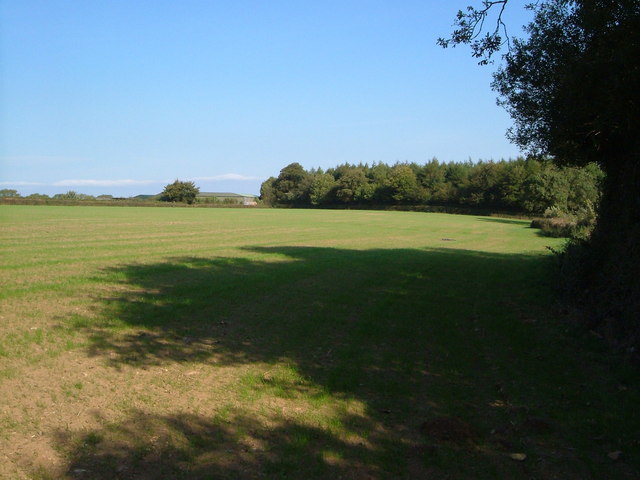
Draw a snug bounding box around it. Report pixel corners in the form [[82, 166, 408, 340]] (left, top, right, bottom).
[[0, 189, 20, 198], [53, 191, 79, 200], [160, 180, 200, 204]]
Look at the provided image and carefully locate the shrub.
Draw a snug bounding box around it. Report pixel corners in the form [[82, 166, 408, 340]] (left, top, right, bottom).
[[531, 217, 576, 238], [160, 180, 200, 204]]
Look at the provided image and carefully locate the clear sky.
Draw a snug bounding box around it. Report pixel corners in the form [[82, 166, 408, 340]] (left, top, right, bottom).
[[1, 1, 533, 197]]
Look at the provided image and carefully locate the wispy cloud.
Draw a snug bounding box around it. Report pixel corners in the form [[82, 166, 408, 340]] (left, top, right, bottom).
[[1, 174, 263, 188], [52, 179, 160, 187], [194, 174, 263, 181], [0, 181, 45, 186]]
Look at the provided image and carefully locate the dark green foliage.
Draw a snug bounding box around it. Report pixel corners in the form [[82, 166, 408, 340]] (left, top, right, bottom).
[[531, 216, 591, 239], [491, 1, 640, 166], [271, 163, 312, 205], [259, 177, 277, 206], [160, 180, 200, 204], [309, 173, 337, 206], [416, 158, 447, 202], [385, 164, 425, 204], [443, 1, 640, 349], [334, 168, 372, 204]]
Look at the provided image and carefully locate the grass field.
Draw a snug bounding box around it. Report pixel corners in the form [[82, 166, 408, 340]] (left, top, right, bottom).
[[1, 205, 638, 479]]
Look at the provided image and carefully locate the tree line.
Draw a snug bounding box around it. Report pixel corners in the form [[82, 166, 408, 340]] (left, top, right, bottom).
[[0, 180, 201, 204], [260, 158, 603, 235], [0, 182, 250, 208], [0, 189, 122, 201]]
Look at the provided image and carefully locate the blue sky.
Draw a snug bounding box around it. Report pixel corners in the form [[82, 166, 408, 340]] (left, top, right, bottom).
[[1, 1, 533, 197]]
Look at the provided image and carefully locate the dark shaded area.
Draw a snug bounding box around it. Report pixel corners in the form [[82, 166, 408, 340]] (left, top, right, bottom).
[[86, 247, 551, 376], [55, 246, 639, 479]]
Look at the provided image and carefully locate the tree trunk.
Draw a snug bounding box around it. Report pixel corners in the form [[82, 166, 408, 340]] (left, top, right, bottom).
[[568, 152, 640, 353]]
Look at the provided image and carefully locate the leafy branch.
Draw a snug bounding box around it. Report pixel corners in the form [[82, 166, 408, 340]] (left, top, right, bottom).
[[438, 0, 515, 64]]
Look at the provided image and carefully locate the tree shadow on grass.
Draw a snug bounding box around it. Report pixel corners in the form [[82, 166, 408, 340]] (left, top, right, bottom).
[[476, 217, 534, 227], [86, 246, 553, 374], [476, 217, 562, 239], [54, 410, 389, 480], [51, 246, 636, 479]]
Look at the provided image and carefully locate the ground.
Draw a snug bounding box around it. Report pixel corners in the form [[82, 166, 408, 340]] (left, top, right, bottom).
[[0, 206, 638, 479]]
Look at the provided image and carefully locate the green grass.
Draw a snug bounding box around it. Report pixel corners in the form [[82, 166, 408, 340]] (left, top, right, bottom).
[[0, 205, 638, 479]]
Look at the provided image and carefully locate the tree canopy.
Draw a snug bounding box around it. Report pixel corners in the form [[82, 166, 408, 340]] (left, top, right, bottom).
[[160, 180, 200, 204], [261, 158, 603, 236], [442, 0, 640, 351], [0, 189, 20, 198], [441, 1, 639, 165]]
